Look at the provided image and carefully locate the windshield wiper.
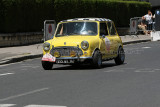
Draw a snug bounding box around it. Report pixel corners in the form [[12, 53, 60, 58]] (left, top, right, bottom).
[[56, 34, 68, 37], [68, 33, 80, 35]]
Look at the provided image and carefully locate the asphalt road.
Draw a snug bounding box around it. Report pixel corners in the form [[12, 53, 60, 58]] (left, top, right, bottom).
[[0, 41, 160, 107]]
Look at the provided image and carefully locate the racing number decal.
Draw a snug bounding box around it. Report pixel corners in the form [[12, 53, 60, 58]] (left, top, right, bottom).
[[42, 53, 56, 62], [105, 37, 111, 51]]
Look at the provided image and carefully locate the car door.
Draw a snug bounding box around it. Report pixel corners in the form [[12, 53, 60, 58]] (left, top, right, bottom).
[[99, 22, 112, 59], [107, 21, 119, 57]]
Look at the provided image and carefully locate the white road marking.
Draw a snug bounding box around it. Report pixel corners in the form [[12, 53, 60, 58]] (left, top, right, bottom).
[[104, 68, 135, 73], [0, 104, 16, 107], [142, 47, 151, 49], [105, 68, 160, 73], [24, 105, 67, 107], [104, 69, 115, 72], [31, 66, 40, 69], [21, 66, 39, 68], [0, 62, 22, 68], [121, 68, 135, 70], [0, 88, 49, 102], [104, 69, 125, 72], [135, 70, 154, 73], [154, 69, 160, 71], [135, 68, 160, 73], [21, 69, 27, 71], [135, 68, 155, 73], [0, 104, 67, 107], [21, 66, 33, 67], [0, 73, 14, 77]]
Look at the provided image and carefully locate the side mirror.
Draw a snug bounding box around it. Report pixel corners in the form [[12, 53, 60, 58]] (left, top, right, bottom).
[[102, 35, 105, 38]]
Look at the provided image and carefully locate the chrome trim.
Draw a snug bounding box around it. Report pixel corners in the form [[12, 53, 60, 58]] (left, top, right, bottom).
[[50, 46, 83, 57], [56, 57, 92, 60], [80, 57, 92, 59]]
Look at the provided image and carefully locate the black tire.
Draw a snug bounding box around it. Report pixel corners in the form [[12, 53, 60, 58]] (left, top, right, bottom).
[[42, 61, 53, 70], [92, 50, 102, 68], [114, 47, 125, 65], [70, 63, 80, 67]]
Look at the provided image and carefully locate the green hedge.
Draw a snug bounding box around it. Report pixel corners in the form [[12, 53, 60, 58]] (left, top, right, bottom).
[[0, 0, 151, 33], [54, 0, 151, 27], [0, 0, 54, 33]]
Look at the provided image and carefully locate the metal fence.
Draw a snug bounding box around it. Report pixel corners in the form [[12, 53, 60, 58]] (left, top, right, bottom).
[[130, 17, 155, 35]]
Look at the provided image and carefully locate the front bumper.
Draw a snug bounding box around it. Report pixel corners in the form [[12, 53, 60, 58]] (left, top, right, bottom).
[[55, 56, 93, 64]]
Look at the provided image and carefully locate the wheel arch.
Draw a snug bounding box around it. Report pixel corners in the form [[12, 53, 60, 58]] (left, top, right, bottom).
[[92, 48, 101, 57], [116, 44, 123, 57]]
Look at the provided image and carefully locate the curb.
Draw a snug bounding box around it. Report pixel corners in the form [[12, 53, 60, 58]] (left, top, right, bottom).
[[0, 39, 151, 65], [123, 39, 151, 45], [0, 54, 42, 65]]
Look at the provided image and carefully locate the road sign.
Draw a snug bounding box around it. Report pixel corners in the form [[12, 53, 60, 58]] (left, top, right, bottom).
[[155, 9, 160, 31], [44, 20, 56, 41], [130, 18, 138, 35]]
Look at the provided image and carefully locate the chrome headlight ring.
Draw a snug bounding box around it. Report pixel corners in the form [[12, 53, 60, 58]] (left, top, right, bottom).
[[43, 42, 50, 51], [81, 41, 89, 50]]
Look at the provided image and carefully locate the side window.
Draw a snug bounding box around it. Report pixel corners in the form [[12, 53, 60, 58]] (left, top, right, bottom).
[[100, 23, 108, 36], [107, 22, 117, 35]]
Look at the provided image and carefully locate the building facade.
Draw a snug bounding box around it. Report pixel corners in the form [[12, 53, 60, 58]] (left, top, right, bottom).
[[140, 0, 160, 7]]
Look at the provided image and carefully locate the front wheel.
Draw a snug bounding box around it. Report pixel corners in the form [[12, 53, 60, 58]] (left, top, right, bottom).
[[42, 61, 53, 70], [92, 50, 102, 69], [114, 47, 125, 65]]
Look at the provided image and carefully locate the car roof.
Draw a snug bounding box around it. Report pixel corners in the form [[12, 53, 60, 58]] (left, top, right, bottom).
[[60, 18, 112, 22]]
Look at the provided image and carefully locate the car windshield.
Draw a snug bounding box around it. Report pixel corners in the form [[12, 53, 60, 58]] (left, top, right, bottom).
[[55, 22, 98, 37]]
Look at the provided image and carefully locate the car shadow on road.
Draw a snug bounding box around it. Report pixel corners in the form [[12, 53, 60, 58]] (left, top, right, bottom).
[[52, 62, 126, 70]]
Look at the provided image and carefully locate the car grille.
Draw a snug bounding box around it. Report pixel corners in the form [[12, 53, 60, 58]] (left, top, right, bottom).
[[50, 46, 83, 57]]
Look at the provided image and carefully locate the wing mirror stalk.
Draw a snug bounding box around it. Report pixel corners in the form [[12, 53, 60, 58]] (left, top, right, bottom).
[[101, 35, 105, 39]]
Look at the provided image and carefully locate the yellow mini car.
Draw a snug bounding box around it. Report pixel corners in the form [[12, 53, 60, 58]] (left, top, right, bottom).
[[42, 18, 125, 70]]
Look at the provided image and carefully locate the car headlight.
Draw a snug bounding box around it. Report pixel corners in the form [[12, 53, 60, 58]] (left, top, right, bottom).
[[43, 42, 50, 51], [81, 41, 89, 50]]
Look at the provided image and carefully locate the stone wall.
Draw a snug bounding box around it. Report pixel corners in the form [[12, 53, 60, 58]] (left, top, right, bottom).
[[117, 28, 130, 36], [0, 28, 130, 47], [0, 32, 43, 47]]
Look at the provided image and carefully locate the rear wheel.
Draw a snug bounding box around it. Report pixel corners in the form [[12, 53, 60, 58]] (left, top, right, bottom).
[[42, 61, 53, 70], [114, 47, 125, 65], [92, 50, 102, 69]]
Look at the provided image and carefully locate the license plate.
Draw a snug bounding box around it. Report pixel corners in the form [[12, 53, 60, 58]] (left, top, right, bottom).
[[56, 59, 74, 64]]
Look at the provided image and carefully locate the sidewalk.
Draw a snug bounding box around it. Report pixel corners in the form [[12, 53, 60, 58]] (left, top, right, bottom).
[[0, 35, 151, 65], [121, 34, 151, 45], [0, 44, 42, 65]]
